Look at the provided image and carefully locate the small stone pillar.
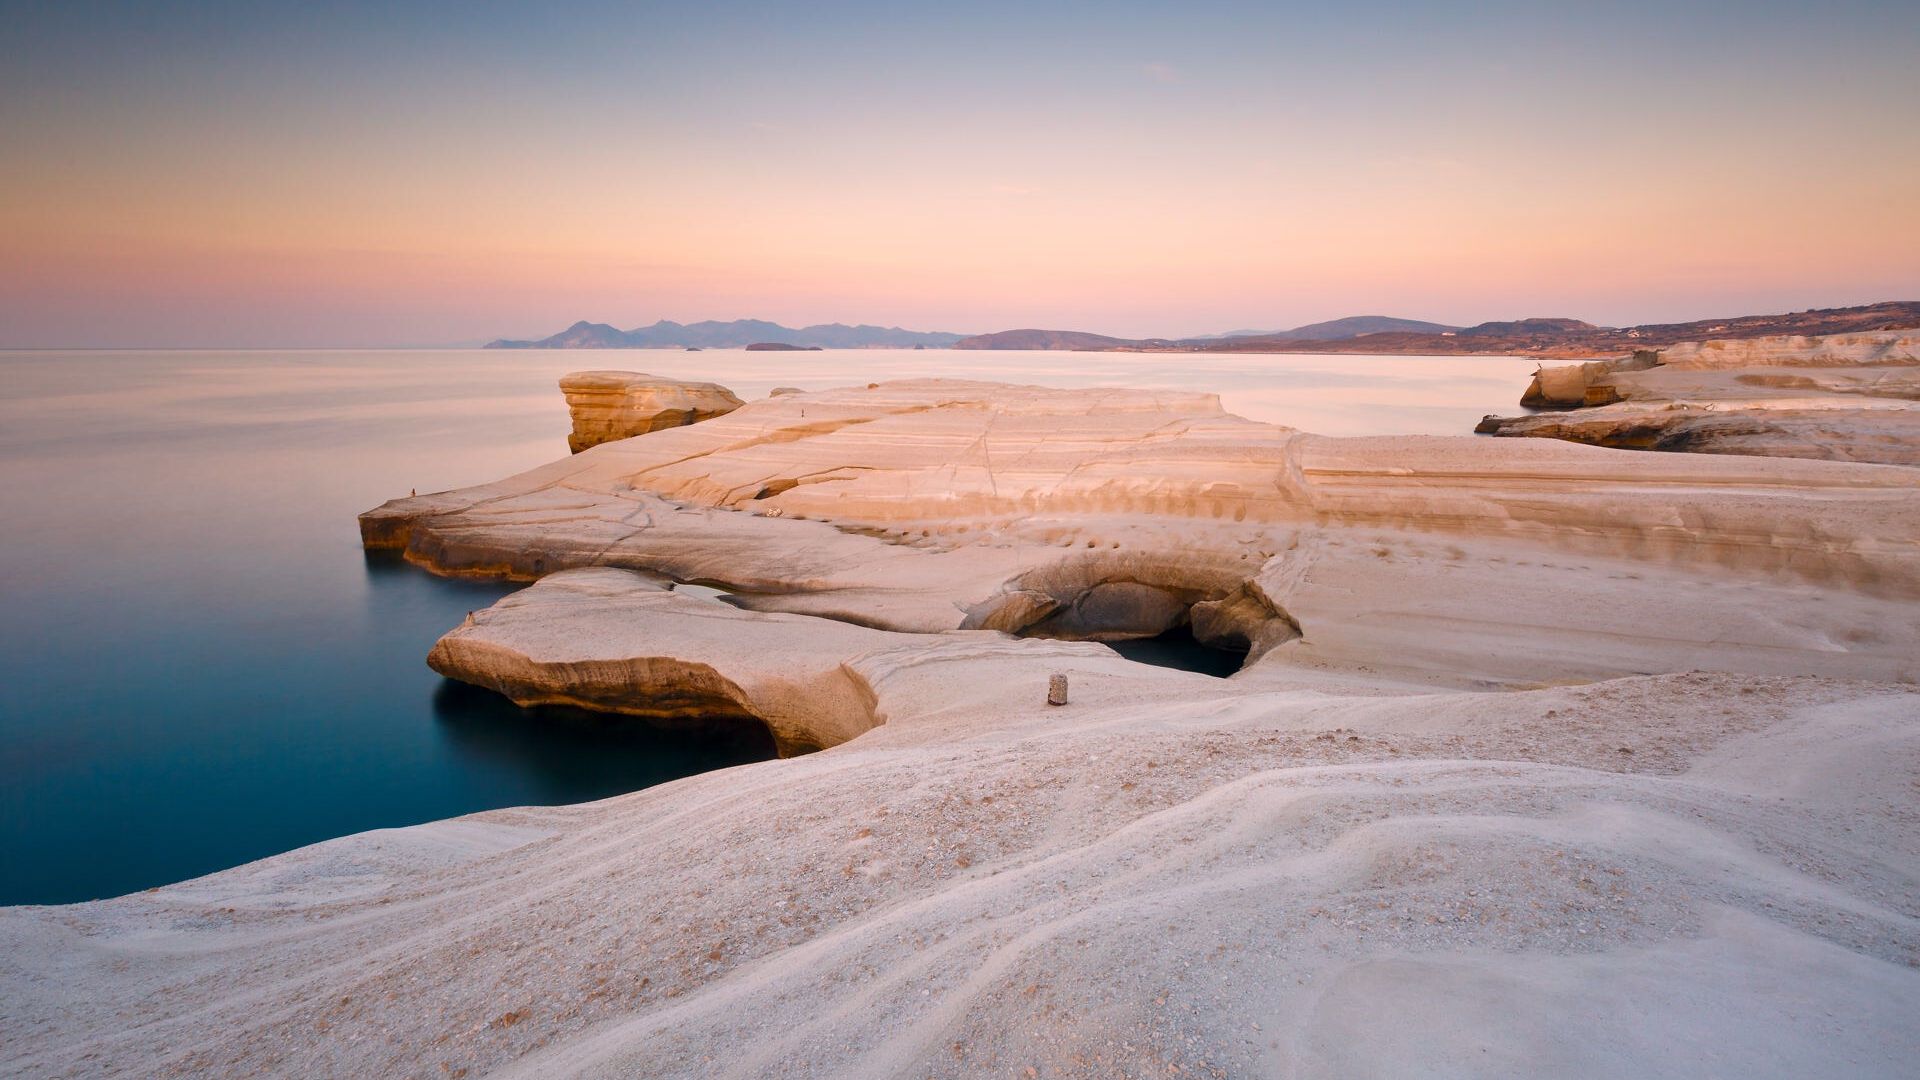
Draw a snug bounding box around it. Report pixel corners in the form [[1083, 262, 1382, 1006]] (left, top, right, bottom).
[[1047, 673, 1069, 707]]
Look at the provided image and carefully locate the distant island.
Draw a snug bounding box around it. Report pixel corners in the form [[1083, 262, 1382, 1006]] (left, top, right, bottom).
[[487, 319, 965, 350], [484, 303, 1920, 359], [1189, 315, 1462, 340], [955, 302, 1920, 358]]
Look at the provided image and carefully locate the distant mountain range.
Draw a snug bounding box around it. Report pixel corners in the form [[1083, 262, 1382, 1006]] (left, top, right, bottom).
[[486, 303, 1920, 357], [955, 303, 1920, 356], [941, 329, 1153, 351], [487, 319, 965, 349], [1189, 315, 1461, 341]]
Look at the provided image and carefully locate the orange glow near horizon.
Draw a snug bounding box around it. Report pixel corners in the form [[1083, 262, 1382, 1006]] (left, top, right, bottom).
[[3, 2, 1917, 345]]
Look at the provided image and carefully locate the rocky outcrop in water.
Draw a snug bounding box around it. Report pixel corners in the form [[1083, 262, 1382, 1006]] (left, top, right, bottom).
[[558, 370, 744, 453], [364, 378, 1920, 685], [1480, 332, 1920, 464], [426, 566, 1180, 756]]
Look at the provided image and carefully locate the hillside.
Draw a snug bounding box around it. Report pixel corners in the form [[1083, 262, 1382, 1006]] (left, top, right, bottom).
[[488, 319, 965, 349], [1198, 303, 1920, 356], [1276, 315, 1462, 339], [951, 328, 1167, 350], [959, 303, 1920, 356]]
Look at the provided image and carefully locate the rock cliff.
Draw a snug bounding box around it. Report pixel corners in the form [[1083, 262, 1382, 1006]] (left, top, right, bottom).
[[557, 370, 744, 453]]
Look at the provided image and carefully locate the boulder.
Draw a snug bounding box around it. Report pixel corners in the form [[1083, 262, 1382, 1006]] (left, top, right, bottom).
[[558, 370, 744, 453], [1518, 351, 1656, 408], [427, 568, 894, 754]]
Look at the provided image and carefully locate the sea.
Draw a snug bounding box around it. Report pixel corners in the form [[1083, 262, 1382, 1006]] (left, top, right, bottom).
[[0, 348, 1537, 904]]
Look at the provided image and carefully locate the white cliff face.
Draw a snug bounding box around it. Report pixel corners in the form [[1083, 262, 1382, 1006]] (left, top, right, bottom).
[[1654, 331, 1919, 368], [558, 370, 745, 452]]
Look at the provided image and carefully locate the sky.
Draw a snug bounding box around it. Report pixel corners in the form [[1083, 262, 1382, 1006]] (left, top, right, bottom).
[[2, 0, 1917, 346]]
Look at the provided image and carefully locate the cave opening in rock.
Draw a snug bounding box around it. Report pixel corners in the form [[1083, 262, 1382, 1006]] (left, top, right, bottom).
[[1101, 625, 1249, 678], [975, 560, 1295, 679]]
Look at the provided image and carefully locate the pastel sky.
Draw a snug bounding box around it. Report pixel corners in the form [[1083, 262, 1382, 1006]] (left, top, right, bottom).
[[3, 0, 1917, 346]]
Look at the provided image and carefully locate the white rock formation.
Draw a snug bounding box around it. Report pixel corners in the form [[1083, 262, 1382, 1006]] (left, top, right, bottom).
[[4, 666, 1916, 1078], [6, 376, 1920, 1078], [426, 567, 1147, 754], [363, 380, 1920, 658], [1485, 332, 1920, 464], [1656, 331, 1919, 368], [559, 370, 745, 453]]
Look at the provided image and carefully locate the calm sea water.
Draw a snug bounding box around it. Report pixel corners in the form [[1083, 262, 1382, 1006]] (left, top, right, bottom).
[[0, 348, 1535, 904]]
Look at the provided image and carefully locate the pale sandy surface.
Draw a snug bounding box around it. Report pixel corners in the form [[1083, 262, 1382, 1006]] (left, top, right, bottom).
[[3, 668, 1914, 1078], [5, 378, 1918, 1078]]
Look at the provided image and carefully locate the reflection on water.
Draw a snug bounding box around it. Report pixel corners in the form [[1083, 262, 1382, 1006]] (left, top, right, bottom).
[[430, 682, 774, 805], [0, 347, 1532, 905]]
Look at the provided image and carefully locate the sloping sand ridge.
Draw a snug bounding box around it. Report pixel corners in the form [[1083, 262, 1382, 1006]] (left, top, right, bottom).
[[3, 377, 1916, 1078]]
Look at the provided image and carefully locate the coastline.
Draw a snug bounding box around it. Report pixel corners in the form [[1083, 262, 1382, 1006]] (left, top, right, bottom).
[[6, 369, 1917, 1077]]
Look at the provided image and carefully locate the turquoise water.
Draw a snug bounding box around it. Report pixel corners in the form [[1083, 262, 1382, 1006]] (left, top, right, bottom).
[[0, 348, 1534, 905]]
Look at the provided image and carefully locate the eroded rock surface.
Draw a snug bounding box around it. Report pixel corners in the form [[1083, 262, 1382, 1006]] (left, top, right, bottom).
[[7, 376, 1919, 1079], [1484, 332, 1920, 464], [361, 380, 1920, 675], [6, 670, 1917, 1079], [426, 567, 1169, 755], [559, 370, 745, 453]]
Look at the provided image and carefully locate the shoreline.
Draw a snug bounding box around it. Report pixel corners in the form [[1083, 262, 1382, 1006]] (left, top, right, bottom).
[[6, 371, 1917, 1077]]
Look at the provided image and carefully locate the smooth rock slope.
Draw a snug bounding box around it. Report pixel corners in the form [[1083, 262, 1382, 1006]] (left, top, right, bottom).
[[3, 669, 1915, 1078]]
